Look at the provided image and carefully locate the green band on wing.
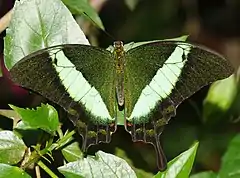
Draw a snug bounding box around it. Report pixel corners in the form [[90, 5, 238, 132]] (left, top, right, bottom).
[[128, 44, 191, 122], [49, 49, 113, 122]]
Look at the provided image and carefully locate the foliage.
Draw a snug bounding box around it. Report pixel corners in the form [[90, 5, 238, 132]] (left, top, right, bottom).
[[0, 163, 31, 178], [11, 104, 59, 134], [0, 103, 199, 177], [190, 134, 240, 178], [0, 0, 239, 177], [154, 142, 198, 178]]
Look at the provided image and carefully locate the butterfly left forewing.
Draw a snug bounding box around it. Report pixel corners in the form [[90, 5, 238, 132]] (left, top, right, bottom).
[[124, 41, 234, 170]]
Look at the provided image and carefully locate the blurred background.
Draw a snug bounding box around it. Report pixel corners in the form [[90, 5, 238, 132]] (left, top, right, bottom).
[[1, 0, 240, 177]]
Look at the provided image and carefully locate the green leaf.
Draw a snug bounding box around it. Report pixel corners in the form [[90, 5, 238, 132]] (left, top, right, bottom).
[[190, 171, 217, 178], [15, 121, 33, 130], [124, 0, 139, 10], [203, 75, 237, 123], [107, 35, 189, 52], [154, 142, 199, 178], [114, 148, 153, 178], [62, 141, 83, 162], [62, 0, 104, 30], [4, 0, 89, 71], [0, 131, 26, 164], [0, 163, 31, 178], [219, 134, 240, 178], [124, 35, 189, 51], [10, 104, 59, 134], [58, 151, 137, 178], [0, 109, 20, 120]]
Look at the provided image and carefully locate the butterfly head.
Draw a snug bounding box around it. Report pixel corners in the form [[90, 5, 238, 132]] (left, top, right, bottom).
[[113, 41, 124, 54], [113, 41, 123, 48]]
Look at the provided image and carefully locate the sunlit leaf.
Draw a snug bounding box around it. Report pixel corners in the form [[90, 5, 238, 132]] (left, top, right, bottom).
[[115, 148, 154, 178], [0, 163, 31, 178], [58, 151, 137, 178], [0, 131, 26, 164], [62, 0, 104, 30], [10, 104, 59, 134], [154, 142, 199, 178], [203, 75, 237, 123], [219, 134, 240, 178], [62, 141, 83, 162], [4, 0, 89, 71], [190, 171, 217, 178]]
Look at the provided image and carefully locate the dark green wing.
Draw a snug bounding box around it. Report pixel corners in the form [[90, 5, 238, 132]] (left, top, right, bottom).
[[10, 44, 116, 150], [124, 41, 233, 170]]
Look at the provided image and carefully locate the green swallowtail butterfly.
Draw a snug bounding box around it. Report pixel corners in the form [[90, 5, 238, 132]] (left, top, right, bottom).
[[9, 40, 233, 171]]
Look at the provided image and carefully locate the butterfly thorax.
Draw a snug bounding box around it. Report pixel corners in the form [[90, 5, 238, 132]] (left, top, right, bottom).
[[113, 41, 125, 106]]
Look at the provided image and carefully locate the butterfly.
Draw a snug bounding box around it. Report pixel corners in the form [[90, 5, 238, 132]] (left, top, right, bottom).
[[9, 40, 233, 171]]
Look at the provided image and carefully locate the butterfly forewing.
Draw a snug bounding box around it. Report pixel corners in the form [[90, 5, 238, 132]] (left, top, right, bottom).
[[9, 44, 116, 150], [124, 41, 234, 170]]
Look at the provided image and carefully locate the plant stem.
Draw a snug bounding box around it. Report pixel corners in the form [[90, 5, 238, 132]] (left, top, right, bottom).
[[55, 129, 76, 149], [57, 126, 63, 139], [22, 129, 76, 169], [37, 160, 58, 178], [35, 165, 41, 178]]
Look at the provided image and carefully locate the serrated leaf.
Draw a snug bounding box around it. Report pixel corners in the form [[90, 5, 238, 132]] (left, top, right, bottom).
[[0, 163, 31, 178], [10, 104, 59, 134], [58, 151, 137, 178], [62, 0, 104, 30], [15, 121, 33, 130], [219, 134, 240, 178], [0, 131, 26, 164], [203, 75, 237, 123], [62, 142, 83, 162], [4, 0, 89, 71], [154, 142, 199, 178], [190, 171, 217, 178]]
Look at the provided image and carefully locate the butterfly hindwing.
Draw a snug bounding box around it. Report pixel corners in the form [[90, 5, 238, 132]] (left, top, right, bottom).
[[124, 41, 234, 170], [10, 44, 116, 150]]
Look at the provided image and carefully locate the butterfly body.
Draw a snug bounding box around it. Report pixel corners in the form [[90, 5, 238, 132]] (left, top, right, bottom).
[[9, 41, 233, 171], [114, 41, 125, 106]]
